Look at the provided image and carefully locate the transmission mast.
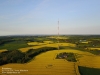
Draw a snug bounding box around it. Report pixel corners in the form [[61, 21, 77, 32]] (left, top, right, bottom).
[[58, 19, 59, 50]]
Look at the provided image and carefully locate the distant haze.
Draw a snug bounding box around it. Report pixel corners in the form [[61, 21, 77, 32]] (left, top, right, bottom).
[[0, 0, 100, 36]]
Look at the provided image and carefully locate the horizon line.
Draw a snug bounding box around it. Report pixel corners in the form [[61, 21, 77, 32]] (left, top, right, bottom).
[[0, 34, 100, 36]]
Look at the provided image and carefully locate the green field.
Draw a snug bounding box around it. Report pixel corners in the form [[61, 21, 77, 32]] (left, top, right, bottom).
[[78, 66, 100, 75], [0, 41, 28, 50]]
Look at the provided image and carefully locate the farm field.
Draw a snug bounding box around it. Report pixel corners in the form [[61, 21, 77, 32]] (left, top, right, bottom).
[[0, 49, 79, 75], [0, 41, 28, 50], [0, 49, 7, 52], [0, 35, 100, 75], [20, 42, 75, 52], [89, 48, 100, 50], [0, 49, 100, 75]]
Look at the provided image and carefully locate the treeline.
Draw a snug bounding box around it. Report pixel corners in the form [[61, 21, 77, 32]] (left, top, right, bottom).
[[0, 36, 53, 45], [0, 50, 25, 65], [0, 37, 14, 45], [88, 40, 100, 47], [0, 47, 57, 66], [66, 35, 100, 43]]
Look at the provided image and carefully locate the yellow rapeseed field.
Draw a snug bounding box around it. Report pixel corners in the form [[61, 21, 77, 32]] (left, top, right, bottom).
[[27, 42, 47, 45], [89, 48, 100, 50], [1, 43, 100, 75], [0, 49, 7, 52], [43, 41, 53, 43], [81, 42, 88, 43], [19, 42, 76, 52], [46, 36, 68, 39], [19, 47, 34, 52], [0, 49, 80, 75]]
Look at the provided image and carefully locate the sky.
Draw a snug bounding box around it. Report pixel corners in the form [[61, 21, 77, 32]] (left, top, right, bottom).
[[0, 0, 100, 36]]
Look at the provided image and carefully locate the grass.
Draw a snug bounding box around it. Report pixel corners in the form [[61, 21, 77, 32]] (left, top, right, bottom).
[[0, 41, 28, 50], [78, 66, 100, 75], [88, 50, 100, 55]]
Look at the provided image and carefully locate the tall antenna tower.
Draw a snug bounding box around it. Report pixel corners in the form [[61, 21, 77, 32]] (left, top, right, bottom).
[[58, 19, 59, 50]]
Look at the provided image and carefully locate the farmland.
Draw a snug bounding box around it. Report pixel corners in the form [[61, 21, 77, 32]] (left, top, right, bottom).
[[0, 35, 100, 75]]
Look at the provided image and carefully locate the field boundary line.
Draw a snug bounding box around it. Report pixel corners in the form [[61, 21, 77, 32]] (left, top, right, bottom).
[[74, 63, 81, 75]]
